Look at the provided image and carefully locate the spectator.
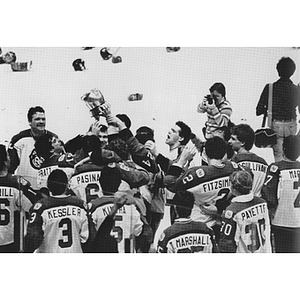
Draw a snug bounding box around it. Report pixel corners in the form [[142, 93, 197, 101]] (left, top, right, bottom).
[[197, 82, 233, 141], [219, 170, 272, 253], [256, 57, 300, 162], [157, 191, 217, 253], [229, 123, 268, 197], [8, 106, 58, 190], [25, 169, 89, 253], [262, 135, 300, 252]]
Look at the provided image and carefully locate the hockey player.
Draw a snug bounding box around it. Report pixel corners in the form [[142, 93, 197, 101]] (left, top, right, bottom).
[[89, 166, 145, 253], [229, 123, 268, 197], [0, 145, 39, 252], [35, 133, 78, 192], [70, 137, 151, 211], [25, 169, 89, 253], [219, 170, 271, 253], [8, 106, 58, 190], [262, 135, 300, 252], [164, 136, 243, 228], [157, 191, 217, 253]]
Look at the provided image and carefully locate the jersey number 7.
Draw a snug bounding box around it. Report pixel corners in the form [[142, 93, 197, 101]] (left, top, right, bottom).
[[293, 176, 300, 208]]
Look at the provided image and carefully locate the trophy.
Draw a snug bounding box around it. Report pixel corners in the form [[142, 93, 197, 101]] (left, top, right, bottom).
[[81, 88, 106, 120]]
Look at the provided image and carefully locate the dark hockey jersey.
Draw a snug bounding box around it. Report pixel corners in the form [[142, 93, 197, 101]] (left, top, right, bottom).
[[157, 218, 215, 253], [164, 161, 242, 222]]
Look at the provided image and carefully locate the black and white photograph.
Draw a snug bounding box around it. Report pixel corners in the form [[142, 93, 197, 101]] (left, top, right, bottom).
[[1, 1, 300, 299]]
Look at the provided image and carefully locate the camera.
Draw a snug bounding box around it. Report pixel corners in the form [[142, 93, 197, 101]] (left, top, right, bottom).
[[205, 94, 214, 105]]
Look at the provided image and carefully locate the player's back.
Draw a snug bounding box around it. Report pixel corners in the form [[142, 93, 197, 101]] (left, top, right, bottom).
[[220, 196, 271, 253], [0, 174, 32, 251], [157, 219, 214, 253], [231, 152, 268, 197], [27, 195, 88, 253], [37, 153, 75, 189], [177, 161, 241, 219], [271, 160, 300, 227], [69, 163, 103, 204], [89, 196, 143, 253]]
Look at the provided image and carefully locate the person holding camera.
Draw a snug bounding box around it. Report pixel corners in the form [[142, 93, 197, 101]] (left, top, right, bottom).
[[197, 82, 232, 141]]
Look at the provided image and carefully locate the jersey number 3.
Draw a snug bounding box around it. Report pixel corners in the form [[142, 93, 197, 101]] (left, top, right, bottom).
[[58, 218, 73, 248]]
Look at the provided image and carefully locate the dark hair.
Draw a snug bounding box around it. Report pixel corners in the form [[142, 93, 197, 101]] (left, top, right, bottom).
[[99, 166, 121, 194], [135, 126, 154, 145], [99, 124, 108, 132], [231, 124, 255, 151], [176, 121, 192, 145], [205, 136, 227, 159], [105, 138, 129, 161], [230, 170, 252, 195], [209, 82, 226, 98], [172, 191, 194, 218], [226, 142, 235, 160], [27, 106, 45, 122], [276, 57, 296, 78], [283, 135, 300, 161], [35, 133, 53, 160], [0, 145, 8, 170], [116, 114, 131, 129], [47, 169, 68, 195]]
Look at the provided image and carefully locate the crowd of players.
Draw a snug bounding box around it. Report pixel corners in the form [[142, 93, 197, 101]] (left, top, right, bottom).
[[1, 55, 300, 253]]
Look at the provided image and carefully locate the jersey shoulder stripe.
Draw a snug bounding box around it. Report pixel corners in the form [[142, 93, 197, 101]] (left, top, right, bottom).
[[35, 195, 86, 211]]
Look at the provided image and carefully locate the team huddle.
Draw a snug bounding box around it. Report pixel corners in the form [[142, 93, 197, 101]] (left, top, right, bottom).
[[1, 55, 300, 253]]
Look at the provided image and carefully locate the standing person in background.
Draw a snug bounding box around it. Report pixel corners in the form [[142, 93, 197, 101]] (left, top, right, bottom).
[[262, 135, 300, 252], [229, 123, 268, 197], [8, 106, 58, 190], [197, 82, 233, 141], [256, 56, 300, 162], [219, 170, 271, 253]]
